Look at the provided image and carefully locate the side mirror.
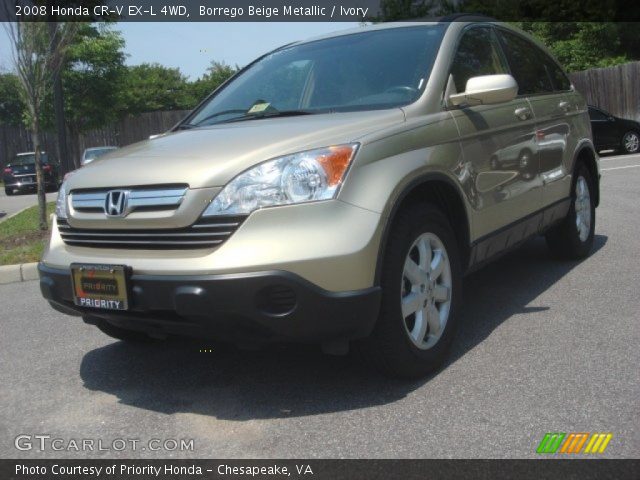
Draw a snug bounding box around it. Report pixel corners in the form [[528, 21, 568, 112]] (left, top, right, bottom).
[[449, 74, 518, 107]]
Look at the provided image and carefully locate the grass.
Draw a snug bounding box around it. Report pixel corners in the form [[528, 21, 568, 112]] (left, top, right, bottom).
[[0, 202, 55, 265]]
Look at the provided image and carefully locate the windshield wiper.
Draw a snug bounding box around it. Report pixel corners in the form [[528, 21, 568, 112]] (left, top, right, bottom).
[[219, 110, 318, 124], [190, 109, 251, 127], [185, 108, 322, 129]]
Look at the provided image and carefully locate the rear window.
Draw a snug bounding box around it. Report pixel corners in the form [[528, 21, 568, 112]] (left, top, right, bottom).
[[12, 153, 49, 165], [588, 107, 609, 121]]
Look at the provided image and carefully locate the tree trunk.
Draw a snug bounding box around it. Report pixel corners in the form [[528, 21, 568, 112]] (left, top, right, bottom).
[[48, 21, 71, 177], [69, 124, 82, 169], [31, 121, 48, 231]]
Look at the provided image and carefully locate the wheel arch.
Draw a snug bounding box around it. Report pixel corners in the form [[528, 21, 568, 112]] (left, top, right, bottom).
[[572, 143, 600, 207], [374, 173, 471, 285]]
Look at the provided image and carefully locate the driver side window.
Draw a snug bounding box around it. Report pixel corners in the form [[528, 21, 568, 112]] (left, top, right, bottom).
[[451, 27, 509, 94]]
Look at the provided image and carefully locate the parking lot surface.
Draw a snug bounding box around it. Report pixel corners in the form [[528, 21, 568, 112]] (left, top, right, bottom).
[[1, 154, 639, 458]]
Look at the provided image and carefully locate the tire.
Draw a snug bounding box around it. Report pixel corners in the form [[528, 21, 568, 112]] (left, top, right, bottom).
[[359, 203, 463, 378], [90, 317, 154, 343], [545, 164, 595, 259], [4, 187, 13, 196], [621, 131, 640, 154]]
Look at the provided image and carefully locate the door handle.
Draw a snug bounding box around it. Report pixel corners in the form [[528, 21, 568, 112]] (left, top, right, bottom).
[[558, 101, 571, 112], [514, 107, 532, 121]]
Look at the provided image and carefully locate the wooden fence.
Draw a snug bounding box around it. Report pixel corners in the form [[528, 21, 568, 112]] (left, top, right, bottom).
[[0, 110, 189, 169], [569, 61, 640, 122], [1, 61, 639, 168]]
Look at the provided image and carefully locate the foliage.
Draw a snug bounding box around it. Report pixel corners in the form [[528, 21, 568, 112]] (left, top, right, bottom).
[[62, 23, 126, 133], [119, 63, 193, 115], [515, 23, 635, 72], [374, 1, 640, 72], [188, 61, 238, 108], [4, 21, 77, 230], [374, 0, 448, 21], [0, 73, 25, 126]]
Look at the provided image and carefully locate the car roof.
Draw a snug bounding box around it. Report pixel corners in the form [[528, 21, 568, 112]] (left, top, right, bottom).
[[85, 146, 117, 151], [286, 17, 539, 56]]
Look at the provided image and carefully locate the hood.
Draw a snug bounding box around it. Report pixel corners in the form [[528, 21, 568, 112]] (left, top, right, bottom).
[[68, 109, 405, 191]]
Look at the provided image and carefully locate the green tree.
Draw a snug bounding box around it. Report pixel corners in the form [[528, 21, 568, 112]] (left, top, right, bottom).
[[374, 0, 447, 21], [5, 21, 77, 230], [188, 61, 238, 106], [375, 1, 640, 72], [62, 23, 126, 167], [516, 23, 635, 72], [120, 63, 193, 114], [0, 73, 25, 126]]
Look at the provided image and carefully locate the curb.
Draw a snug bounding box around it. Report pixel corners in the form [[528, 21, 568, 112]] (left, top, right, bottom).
[[0, 205, 31, 224], [0, 262, 39, 285]]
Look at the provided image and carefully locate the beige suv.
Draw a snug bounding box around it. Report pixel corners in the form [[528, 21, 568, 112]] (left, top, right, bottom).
[[39, 20, 600, 377]]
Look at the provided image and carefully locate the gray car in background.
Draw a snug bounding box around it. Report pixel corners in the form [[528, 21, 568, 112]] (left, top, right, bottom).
[[80, 146, 118, 166]]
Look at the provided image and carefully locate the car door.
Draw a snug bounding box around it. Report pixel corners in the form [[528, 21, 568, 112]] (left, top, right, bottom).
[[448, 25, 542, 240], [495, 28, 576, 210], [589, 106, 617, 149]]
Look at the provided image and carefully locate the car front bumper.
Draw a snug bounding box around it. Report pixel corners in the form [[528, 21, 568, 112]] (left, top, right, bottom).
[[39, 263, 381, 343]]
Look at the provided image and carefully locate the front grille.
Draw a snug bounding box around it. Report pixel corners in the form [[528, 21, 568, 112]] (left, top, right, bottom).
[[70, 186, 187, 214], [57, 216, 246, 250]]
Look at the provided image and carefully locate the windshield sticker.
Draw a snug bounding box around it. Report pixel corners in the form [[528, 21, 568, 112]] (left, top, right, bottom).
[[248, 102, 271, 114]]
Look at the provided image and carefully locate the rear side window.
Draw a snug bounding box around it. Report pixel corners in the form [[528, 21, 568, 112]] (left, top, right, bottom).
[[497, 29, 554, 95], [588, 107, 608, 121], [450, 27, 509, 93]]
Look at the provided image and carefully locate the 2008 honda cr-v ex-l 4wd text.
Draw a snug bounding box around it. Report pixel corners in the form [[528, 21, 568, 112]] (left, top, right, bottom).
[[39, 18, 600, 377]]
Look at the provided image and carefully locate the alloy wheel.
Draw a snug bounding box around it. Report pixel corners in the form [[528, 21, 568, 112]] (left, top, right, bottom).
[[400, 232, 452, 350], [623, 132, 640, 153]]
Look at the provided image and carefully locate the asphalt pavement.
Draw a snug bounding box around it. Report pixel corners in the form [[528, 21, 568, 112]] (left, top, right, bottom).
[[0, 188, 57, 221], [0, 154, 639, 459]]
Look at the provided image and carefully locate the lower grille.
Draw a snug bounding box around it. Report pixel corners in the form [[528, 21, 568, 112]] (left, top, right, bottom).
[[57, 216, 246, 249]]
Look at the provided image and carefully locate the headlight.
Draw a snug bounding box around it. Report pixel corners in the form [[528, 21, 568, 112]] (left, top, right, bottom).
[[55, 180, 69, 219], [203, 144, 358, 216]]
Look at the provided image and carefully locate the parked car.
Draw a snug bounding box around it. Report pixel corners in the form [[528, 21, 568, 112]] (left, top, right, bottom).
[[39, 19, 600, 378], [588, 105, 640, 154], [81, 146, 118, 166], [3, 152, 59, 195]]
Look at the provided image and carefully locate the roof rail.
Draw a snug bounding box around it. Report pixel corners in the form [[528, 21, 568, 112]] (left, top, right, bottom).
[[437, 13, 498, 22]]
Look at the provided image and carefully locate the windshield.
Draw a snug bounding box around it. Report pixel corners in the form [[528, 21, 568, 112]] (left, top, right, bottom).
[[187, 25, 445, 127], [85, 147, 116, 160], [12, 153, 48, 165]]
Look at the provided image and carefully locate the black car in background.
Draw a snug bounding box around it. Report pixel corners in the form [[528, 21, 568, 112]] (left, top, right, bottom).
[[2, 152, 59, 195], [588, 105, 640, 154]]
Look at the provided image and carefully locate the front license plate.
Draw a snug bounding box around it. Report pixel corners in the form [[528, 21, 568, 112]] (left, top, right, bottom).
[[71, 264, 129, 310]]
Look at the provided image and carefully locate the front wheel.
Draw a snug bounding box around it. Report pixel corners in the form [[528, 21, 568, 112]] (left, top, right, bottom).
[[359, 203, 462, 378], [622, 131, 640, 154], [4, 187, 13, 196], [546, 164, 595, 259]]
